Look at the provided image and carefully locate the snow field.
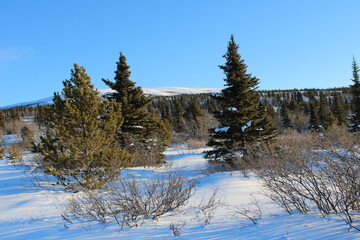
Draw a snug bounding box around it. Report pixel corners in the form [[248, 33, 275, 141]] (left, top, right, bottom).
[[0, 144, 359, 239]]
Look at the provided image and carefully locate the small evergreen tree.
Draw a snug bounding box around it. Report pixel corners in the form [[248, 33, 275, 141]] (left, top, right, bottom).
[[0, 111, 5, 130], [318, 93, 335, 130], [7, 107, 20, 121], [103, 53, 169, 163], [264, 100, 277, 119], [172, 97, 185, 131], [145, 107, 172, 158], [184, 97, 208, 140], [205, 35, 277, 164], [36, 64, 133, 189], [280, 103, 292, 129], [308, 101, 323, 132], [21, 126, 33, 141], [0, 146, 4, 159], [332, 92, 347, 126], [350, 57, 360, 131]]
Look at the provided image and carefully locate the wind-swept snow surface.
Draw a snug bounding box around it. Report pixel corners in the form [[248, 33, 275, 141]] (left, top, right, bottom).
[[0, 145, 359, 239]]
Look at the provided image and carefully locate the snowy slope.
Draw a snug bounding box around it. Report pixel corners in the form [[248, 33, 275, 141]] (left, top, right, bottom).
[[1, 96, 54, 108], [1, 87, 221, 108], [1, 143, 359, 239]]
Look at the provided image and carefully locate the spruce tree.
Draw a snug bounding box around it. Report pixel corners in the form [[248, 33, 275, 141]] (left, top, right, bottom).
[[184, 97, 208, 140], [103, 53, 152, 137], [332, 92, 347, 126], [145, 107, 172, 159], [280, 103, 292, 129], [0, 111, 5, 130], [172, 97, 185, 131], [103, 52, 169, 163], [308, 101, 323, 132], [350, 57, 360, 131], [318, 93, 335, 130], [205, 35, 277, 164], [36, 64, 133, 189]]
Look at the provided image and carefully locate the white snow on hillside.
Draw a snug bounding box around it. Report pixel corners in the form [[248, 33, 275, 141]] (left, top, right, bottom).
[[0, 140, 359, 239], [1, 87, 221, 108], [99, 87, 221, 96], [1, 97, 54, 108]]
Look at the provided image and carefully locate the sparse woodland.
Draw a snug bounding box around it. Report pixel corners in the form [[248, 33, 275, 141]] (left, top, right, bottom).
[[1, 36, 360, 232]]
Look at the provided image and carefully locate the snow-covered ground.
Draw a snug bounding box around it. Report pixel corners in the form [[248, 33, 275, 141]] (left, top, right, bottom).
[[0, 144, 359, 239]]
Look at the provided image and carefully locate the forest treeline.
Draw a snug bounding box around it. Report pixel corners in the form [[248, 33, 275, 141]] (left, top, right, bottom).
[[0, 87, 357, 150], [1, 85, 354, 137]]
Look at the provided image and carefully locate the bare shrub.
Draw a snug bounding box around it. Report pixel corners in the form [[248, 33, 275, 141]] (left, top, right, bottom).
[[234, 199, 263, 224], [201, 162, 234, 176], [5, 119, 23, 135], [63, 171, 196, 229], [23, 153, 57, 188], [289, 112, 310, 133], [18, 125, 35, 150], [171, 132, 187, 145], [186, 139, 206, 149], [122, 136, 166, 167], [169, 222, 185, 236], [196, 187, 224, 225], [182, 116, 209, 141], [7, 144, 24, 163], [177, 111, 217, 143], [259, 127, 360, 230], [231, 141, 275, 176], [0, 132, 4, 159]]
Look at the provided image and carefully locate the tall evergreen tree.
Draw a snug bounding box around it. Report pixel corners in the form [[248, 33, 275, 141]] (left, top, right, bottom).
[[103, 53, 152, 137], [205, 35, 277, 164], [103, 52, 169, 163], [350, 57, 360, 131], [36, 64, 133, 189]]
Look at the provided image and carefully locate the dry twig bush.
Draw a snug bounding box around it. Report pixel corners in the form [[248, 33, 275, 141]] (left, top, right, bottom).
[[7, 144, 24, 163], [186, 139, 206, 149], [169, 222, 186, 236], [196, 187, 224, 225], [62, 171, 196, 230], [234, 199, 263, 224], [122, 136, 167, 167], [258, 127, 360, 230]]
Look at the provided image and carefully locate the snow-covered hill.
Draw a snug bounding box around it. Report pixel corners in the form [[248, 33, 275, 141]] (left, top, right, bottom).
[[2, 87, 221, 108]]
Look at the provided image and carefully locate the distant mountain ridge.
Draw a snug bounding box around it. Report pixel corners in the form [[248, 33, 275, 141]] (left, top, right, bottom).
[[2, 87, 222, 108]]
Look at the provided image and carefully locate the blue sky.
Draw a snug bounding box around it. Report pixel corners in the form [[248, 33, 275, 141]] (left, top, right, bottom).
[[1, 0, 360, 106]]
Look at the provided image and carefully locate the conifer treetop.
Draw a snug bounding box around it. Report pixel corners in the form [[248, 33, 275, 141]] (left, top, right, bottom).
[[102, 52, 151, 108], [352, 57, 360, 84], [350, 57, 360, 129], [205, 35, 276, 164], [220, 35, 259, 94]]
